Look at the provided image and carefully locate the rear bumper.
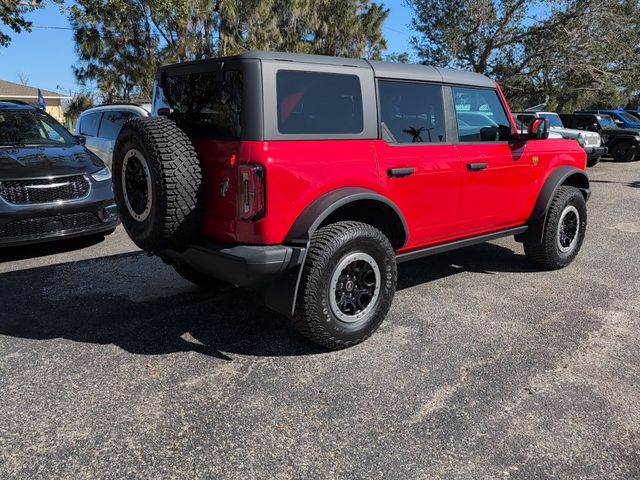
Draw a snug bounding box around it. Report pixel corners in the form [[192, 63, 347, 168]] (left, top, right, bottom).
[[584, 146, 607, 159], [163, 240, 306, 287]]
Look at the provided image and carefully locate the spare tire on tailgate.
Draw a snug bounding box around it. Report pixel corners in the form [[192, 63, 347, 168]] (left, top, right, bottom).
[[113, 117, 202, 252]]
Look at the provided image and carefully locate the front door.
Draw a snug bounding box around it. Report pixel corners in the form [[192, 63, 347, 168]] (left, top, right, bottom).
[[451, 86, 533, 235], [374, 80, 464, 249]]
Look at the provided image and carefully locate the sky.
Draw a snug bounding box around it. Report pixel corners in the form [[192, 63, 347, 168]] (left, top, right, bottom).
[[0, 0, 416, 96]]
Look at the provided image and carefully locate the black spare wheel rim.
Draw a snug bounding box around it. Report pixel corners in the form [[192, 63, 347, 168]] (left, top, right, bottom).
[[122, 148, 152, 222], [330, 252, 381, 323], [557, 205, 579, 253]]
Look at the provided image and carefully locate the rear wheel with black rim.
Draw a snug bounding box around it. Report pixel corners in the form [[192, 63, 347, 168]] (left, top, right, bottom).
[[292, 221, 397, 350], [524, 186, 587, 270], [612, 142, 637, 162]]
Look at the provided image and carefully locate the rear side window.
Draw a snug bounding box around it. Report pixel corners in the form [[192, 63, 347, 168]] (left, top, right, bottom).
[[98, 111, 136, 140], [277, 71, 363, 135], [79, 112, 102, 136], [163, 70, 242, 140], [378, 80, 446, 143], [453, 87, 512, 142]]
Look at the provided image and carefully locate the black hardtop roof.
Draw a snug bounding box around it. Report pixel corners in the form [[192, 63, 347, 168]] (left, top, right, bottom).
[[159, 51, 496, 88]]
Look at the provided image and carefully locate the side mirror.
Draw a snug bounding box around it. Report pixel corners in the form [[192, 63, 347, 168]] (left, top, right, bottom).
[[75, 135, 86, 145], [528, 118, 549, 140]]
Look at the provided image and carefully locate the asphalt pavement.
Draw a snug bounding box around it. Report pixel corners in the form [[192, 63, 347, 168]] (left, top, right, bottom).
[[0, 160, 639, 479]]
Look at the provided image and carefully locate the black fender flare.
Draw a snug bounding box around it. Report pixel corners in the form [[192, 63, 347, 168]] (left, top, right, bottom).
[[284, 187, 409, 245], [263, 187, 408, 318], [515, 166, 590, 244]]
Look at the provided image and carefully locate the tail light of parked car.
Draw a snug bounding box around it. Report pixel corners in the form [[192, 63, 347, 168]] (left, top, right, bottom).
[[237, 164, 265, 220]]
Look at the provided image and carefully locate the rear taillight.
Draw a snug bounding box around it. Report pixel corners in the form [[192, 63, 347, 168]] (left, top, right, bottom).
[[237, 164, 265, 220]]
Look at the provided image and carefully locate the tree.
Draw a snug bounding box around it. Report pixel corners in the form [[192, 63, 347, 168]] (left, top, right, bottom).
[[64, 92, 94, 126], [1, 0, 39, 47], [70, 0, 389, 100], [407, 0, 640, 110], [70, 0, 159, 102], [17, 71, 29, 85], [407, 0, 546, 74], [1, 0, 64, 47]]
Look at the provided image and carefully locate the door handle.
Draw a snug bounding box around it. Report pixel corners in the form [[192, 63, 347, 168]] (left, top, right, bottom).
[[467, 162, 488, 171], [387, 167, 415, 177]]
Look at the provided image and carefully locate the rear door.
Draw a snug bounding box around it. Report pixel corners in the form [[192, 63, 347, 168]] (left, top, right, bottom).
[[452, 86, 534, 234], [373, 79, 464, 248]]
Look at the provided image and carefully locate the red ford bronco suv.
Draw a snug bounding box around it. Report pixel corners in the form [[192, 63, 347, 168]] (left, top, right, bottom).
[[113, 52, 590, 349]]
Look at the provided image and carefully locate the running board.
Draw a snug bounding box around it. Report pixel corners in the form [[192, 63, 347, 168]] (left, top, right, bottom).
[[396, 226, 528, 264]]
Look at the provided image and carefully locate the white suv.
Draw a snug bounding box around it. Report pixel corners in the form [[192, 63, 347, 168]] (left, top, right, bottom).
[[514, 111, 606, 167], [76, 104, 150, 167]]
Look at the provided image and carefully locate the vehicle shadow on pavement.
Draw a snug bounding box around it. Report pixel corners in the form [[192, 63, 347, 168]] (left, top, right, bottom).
[[0, 242, 534, 359], [0, 234, 108, 263], [398, 242, 539, 290]]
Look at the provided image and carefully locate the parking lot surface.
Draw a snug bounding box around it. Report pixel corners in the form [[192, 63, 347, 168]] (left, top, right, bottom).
[[0, 161, 639, 479]]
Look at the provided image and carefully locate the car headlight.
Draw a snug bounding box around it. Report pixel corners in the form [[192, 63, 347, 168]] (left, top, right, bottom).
[[576, 134, 586, 146], [91, 167, 111, 182]]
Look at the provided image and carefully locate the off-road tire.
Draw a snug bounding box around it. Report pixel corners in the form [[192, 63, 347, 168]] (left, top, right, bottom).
[[524, 186, 587, 270], [292, 221, 397, 350], [611, 142, 637, 162], [113, 117, 202, 252], [172, 262, 230, 290]]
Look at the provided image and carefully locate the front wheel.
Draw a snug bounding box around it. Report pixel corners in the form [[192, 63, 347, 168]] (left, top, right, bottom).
[[524, 186, 587, 270], [292, 221, 397, 350]]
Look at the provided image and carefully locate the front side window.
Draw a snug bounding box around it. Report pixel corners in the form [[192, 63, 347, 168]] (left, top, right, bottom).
[[0, 109, 76, 147], [277, 71, 363, 135], [453, 87, 512, 142], [378, 80, 445, 144], [98, 111, 136, 140], [163, 69, 242, 140], [79, 112, 102, 137]]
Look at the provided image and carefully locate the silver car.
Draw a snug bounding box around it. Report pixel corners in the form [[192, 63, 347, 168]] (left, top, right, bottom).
[[514, 111, 606, 167], [76, 104, 150, 168]]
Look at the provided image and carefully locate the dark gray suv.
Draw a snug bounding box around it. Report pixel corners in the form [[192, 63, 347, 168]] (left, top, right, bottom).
[[0, 101, 119, 246]]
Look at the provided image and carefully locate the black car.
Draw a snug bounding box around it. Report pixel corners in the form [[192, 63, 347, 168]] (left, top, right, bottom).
[[0, 101, 119, 246], [559, 112, 640, 162]]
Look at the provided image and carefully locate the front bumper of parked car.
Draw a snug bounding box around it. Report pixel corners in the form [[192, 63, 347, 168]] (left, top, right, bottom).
[[584, 146, 607, 160], [0, 174, 120, 247]]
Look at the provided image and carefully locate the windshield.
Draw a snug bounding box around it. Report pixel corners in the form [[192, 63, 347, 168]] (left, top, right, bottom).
[[598, 115, 618, 129], [539, 113, 564, 128], [618, 111, 640, 124], [0, 109, 76, 147]]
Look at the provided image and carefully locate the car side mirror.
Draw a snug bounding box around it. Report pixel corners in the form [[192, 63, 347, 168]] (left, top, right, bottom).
[[75, 135, 86, 145], [528, 118, 549, 140]]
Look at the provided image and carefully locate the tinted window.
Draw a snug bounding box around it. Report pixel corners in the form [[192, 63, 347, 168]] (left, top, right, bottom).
[[0, 109, 76, 146], [163, 69, 242, 140], [515, 114, 536, 131], [378, 80, 445, 144], [576, 116, 598, 131], [98, 111, 136, 140], [79, 112, 102, 136], [277, 71, 363, 135], [453, 87, 512, 142]]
